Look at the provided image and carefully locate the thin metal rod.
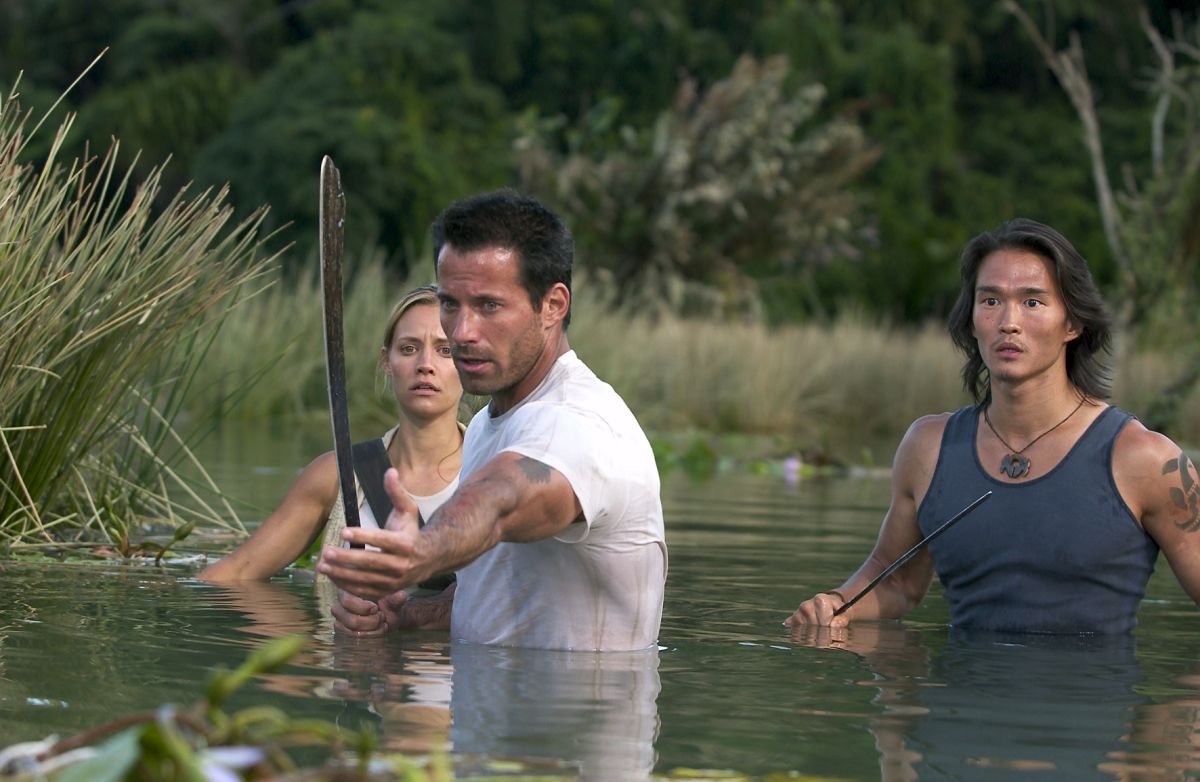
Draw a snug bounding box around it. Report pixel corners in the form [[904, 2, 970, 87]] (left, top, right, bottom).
[[833, 490, 992, 617]]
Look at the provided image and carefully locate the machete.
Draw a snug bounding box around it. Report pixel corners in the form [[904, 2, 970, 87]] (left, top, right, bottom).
[[319, 155, 363, 547]]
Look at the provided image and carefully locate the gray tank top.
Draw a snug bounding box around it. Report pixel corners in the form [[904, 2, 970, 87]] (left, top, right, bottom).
[[917, 404, 1158, 633]]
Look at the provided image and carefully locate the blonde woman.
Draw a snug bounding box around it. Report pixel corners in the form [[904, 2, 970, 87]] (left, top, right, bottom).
[[200, 284, 464, 584]]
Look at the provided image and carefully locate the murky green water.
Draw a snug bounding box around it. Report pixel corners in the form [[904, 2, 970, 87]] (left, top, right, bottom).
[[2, 430, 1199, 780]]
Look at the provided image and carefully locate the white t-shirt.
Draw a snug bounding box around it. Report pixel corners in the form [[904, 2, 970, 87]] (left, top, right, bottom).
[[450, 351, 667, 651]]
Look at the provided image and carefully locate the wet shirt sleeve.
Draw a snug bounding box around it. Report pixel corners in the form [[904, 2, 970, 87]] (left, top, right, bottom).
[[498, 402, 623, 542]]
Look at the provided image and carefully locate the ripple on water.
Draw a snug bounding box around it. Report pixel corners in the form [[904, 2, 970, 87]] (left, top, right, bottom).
[[1, 472, 1200, 780]]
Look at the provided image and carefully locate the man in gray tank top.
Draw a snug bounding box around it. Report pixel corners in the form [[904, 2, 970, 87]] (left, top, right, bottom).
[[788, 218, 1200, 633]]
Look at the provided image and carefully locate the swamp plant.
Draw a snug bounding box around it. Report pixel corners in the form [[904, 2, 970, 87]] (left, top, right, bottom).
[[184, 251, 1200, 462], [0, 78, 277, 548]]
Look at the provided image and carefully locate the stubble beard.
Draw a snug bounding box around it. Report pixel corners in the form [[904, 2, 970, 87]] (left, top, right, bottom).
[[458, 322, 547, 400]]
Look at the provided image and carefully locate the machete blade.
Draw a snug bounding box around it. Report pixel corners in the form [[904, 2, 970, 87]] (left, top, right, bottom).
[[319, 155, 363, 542]]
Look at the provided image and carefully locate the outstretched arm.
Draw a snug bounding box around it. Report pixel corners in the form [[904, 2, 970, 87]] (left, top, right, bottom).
[[787, 415, 946, 627], [317, 451, 582, 600], [199, 452, 337, 582]]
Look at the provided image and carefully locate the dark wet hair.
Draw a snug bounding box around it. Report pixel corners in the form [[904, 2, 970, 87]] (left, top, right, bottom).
[[431, 189, 573, 328], [947, 218, 1113, 402]]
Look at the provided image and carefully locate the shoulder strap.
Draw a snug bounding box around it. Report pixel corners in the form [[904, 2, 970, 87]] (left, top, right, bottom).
[[351, 439, 404, 526], [351, 436, 454, 592], [351, 437, 428, 528]]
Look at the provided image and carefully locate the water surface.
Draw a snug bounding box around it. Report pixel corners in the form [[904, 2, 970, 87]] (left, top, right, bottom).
[[2, 446, 1199, 780]]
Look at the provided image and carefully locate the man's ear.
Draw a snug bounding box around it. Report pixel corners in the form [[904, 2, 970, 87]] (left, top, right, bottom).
[[540, 283, 570, 327], [1065, 321, 1081, 343]]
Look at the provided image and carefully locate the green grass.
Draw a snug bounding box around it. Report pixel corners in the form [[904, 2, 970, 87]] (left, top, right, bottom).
[[185, 252, 1200, 468], [0, 79, 277, 545], [571, 304, 968, 455], [184, 248, 426, 429]]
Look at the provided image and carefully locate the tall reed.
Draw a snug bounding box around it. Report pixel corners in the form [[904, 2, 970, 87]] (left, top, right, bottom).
[[186, 250, 428, 430], [0, 81, 277, 545], [186, 255, 957, 458], [189, 251, 1200, 464], [570, 304, 971, 456]]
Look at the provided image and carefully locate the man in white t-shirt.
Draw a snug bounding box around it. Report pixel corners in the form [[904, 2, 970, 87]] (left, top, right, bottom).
[[319, 190, 667, 651]]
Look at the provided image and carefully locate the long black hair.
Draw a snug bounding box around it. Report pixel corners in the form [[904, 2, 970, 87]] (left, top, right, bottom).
[[947, 218, 1113, 402]]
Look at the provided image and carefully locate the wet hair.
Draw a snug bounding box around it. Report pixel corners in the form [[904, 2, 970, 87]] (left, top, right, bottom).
[[947, 218, 1113, 402], [430, 188, 573, 328], [381, 283, 440, 351]]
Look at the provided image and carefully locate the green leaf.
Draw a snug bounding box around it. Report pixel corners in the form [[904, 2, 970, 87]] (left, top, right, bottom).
[[244, 634, 307, 674], [170, 520, 197, 543], [141, 717, 208, 782], [207, 635, 306, 708], [52, 726, 142, 782]]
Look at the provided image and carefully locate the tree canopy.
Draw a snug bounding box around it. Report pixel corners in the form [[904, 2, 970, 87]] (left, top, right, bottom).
[[1, 0, 1194, 327]]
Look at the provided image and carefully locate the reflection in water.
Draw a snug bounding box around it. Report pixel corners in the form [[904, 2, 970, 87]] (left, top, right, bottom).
[[204, 578, 661, 778], [309, 639, 663, 780], [450, 643, 660, 781], [790, 623, 1200, 781], [322, 635, 455, 755], [908, 631, 1144, 780], [2, 470, 1200, 778]]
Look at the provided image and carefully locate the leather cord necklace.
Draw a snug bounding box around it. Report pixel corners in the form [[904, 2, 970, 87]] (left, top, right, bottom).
[[983, 396, 1086, 479]]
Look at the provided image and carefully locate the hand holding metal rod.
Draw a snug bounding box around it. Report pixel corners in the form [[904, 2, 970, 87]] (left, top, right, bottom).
[[832, 490, 992, 617]]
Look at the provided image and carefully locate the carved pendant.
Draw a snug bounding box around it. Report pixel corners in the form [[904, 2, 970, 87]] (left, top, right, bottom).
[[1000, 453, 1031, 479]]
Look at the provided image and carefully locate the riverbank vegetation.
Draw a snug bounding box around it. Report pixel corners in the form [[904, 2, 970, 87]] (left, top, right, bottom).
[[186, 255, 1200, 460], [3, 1, 1197, 436], [0, 3, 1189, 304], [3, 2, 1200, 546], [0, 83, 276, 547]]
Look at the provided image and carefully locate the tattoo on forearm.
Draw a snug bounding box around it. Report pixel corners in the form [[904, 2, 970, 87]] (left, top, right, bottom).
[[516, 456, 552, 484], [1163, 451, 1200, 532]]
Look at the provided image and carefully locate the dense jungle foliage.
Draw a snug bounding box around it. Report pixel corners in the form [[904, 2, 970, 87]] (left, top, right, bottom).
[[3, 0, 1196, 322], [3, 0, 1200, 464], [0, 0, 1197, 549]]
